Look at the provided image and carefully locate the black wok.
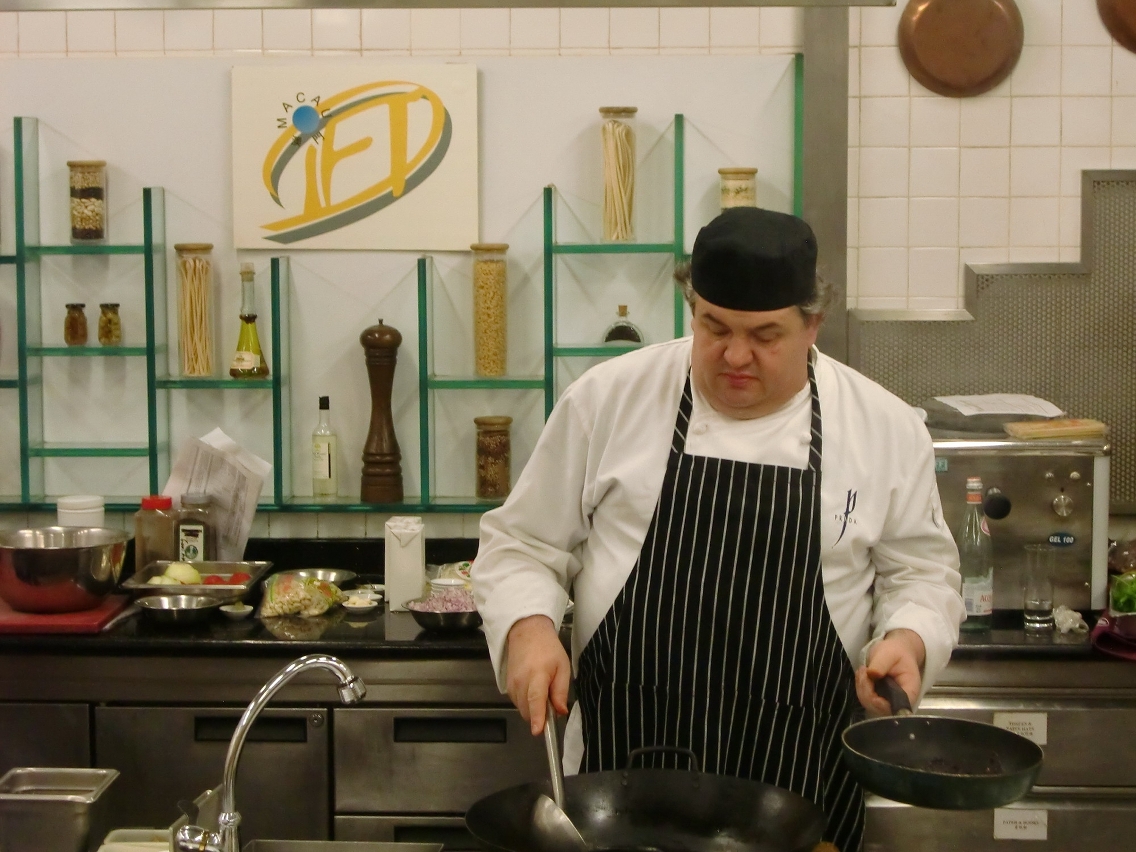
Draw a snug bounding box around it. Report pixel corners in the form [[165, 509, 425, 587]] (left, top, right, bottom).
[[466, 746, 826, 852], [842, 677, 1043, 810]]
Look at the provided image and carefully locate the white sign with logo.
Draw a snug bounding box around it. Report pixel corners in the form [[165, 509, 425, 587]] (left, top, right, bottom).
[[232, 64, 479, 250]]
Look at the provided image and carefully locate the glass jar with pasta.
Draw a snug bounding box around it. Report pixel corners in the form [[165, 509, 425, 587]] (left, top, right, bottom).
[[68, 160, 106, 244], [471, 243, 508, 377], [599, 106, 637, 242], [174, 243, 215, 377]]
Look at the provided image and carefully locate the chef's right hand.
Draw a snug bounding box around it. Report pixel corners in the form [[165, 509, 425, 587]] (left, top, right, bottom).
[[506, 614, 571, 735]]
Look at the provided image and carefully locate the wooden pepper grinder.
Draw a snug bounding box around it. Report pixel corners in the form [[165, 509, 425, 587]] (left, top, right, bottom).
[[360, 318, 404, 503]]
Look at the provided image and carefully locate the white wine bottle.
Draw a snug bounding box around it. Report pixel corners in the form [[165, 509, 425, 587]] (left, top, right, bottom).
[[312, 396, 339, 499]]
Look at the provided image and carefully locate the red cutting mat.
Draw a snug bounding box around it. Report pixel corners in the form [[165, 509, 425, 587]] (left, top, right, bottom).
[[0, 595, 130, 633]]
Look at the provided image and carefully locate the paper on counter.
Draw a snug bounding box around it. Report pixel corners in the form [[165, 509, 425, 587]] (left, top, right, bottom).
[[933, 394, 1063, 418], [385, 516, 425, 611], [163, 428, 272, 561]]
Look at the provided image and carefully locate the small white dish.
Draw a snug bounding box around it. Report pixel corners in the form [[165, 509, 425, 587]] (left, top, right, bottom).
[[351, 590, 383, 601], [357, 583, 385, 593], [342, 597, 379, 613], [429, 577, 468, 590], [220, 603, 253, 621]]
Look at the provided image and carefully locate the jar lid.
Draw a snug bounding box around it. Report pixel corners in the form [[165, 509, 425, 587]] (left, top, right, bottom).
[[99, 302, 120, 309], [599, 106, 638, 117], [57, 495, 104, 510], [181, 492, 212, 507], [474, 415, 513, 427], [65, 303, 86, 309], [141, 495, 173, 510], [470, 243, 509, 253], [174, 243, 214, 253], [66, 160, 107, 168], [718, 167, 758, 176]]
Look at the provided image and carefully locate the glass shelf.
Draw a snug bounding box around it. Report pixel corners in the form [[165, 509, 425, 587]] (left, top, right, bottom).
[[0, 378, 17, 389], [28, 442, 152, 458], [265, 495, 503, 513], [427, 375, 545, 390], [27, 244, 147, 256], [0, 255, 15, 265], [551, 242, 678, 255], [553, 344, 641, 358], [29, 346, 148, 357], [157, 377, 274, 390], [0, 499, 143, 512]]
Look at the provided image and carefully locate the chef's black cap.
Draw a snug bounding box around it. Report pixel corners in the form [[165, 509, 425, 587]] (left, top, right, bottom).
[[690, 207, 817, 311]]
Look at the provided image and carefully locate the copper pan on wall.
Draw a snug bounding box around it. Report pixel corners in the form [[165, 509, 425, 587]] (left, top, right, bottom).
[[1099, 0, 1136, 54], [898, 0, 1024, 98]]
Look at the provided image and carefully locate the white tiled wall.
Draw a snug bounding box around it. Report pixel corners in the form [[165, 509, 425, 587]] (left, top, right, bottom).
[[0, 8, 801, 539], [849, 0, 1136, 310]]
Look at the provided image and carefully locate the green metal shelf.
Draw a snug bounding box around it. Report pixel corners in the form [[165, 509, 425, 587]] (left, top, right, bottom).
[[0, 255, 15, 265], [157, 377, 274, 390], [261, 497, 502, 513], [29, 346, 148, 357], [551, 242, 677, 255], [427, 375, 545, 390], [553, 345, 641, 358], [28, 443, 152, 458], [27, 244, 146, 256], [0, 379, 17, 389]]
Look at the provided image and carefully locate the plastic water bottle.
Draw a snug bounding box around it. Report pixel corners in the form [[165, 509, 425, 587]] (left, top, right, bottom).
[[958, 476, 994, 631]]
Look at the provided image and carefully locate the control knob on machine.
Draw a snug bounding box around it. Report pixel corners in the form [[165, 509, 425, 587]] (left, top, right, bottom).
[[1052, 492, 1074, 518]]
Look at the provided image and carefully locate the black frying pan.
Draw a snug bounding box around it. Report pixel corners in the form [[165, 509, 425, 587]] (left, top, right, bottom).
[[466, 746, 826, 852], [842, 677, 1043, 810]]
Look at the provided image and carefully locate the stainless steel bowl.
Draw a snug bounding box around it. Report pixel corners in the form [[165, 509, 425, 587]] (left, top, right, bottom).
[[406, 605, 483, 633], [137, 594, 224, 626], [276, 568, 358, 589], [0, 527, 130, 613]]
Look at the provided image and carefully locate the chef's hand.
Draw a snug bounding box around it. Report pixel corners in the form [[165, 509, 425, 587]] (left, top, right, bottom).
[[506, 614, 571, 736], [855, 628, 926, 716]]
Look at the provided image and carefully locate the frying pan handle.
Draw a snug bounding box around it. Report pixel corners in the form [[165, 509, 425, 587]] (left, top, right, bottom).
[[874, 675, 914, 716], [625, 746, 702, 773]]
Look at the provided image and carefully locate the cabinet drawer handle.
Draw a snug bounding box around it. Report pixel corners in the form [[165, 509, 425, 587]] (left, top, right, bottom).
[[194, 715, 308, 743], [393, 717, 507, 743]]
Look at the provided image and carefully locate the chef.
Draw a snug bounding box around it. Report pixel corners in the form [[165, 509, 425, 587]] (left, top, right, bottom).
[[472, 206, 964, 851]]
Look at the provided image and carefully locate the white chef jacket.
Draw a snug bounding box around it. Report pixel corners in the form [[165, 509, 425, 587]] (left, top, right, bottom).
[[473, 337, 964, 769]]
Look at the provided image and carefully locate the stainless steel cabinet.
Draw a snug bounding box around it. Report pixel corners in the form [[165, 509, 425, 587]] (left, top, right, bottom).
[[0, 703, 90, 775], [334, 707, 545, 813], [95, 706, 329, 842], [334, 815, 482, 851]]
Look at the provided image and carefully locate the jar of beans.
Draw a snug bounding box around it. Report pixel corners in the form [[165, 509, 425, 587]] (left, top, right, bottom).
[[471, 243, 508, 377], [474, 415, 512, 500], [68, 160, 107, 243]]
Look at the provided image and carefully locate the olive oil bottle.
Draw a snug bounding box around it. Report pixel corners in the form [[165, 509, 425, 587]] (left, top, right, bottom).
[[230, 262, 269, 378]]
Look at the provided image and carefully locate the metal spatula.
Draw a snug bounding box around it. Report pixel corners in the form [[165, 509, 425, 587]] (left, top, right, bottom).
[[531, 701, 588, 852]]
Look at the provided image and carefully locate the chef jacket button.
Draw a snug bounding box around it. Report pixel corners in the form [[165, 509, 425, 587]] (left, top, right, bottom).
[[694, 423, 708, 435], [799, 434, 810, 444]]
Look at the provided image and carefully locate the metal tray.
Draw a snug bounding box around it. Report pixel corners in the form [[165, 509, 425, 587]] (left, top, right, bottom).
[[121, 561, 272, 603]]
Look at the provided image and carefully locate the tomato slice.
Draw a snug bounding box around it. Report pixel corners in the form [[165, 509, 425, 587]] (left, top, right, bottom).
[[202, 575, 226, 585], [229, 572, 252, 584]]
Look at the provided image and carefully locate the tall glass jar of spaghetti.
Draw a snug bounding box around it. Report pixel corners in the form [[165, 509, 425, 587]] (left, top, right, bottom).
[[174, 243, 215, 377], [471, 243, 508, 377], [599, 106, 637, 242]]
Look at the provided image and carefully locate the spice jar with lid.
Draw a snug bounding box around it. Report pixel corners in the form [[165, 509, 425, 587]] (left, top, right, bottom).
[[68, 160, 106, 243], [174, 243, 215, 377], [475, 415, 512, 500], [176, 492, 217, 563], [98, 303, 122, 347], [134, 495, 176, 574], [599, 106, 637, 242], [64, 304, 88, 347], [471, 243, 508, 377], [719, 167, 758, 209]]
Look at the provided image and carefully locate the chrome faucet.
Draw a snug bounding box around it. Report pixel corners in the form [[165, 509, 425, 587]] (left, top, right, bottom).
[[173, 654, 366, 852]]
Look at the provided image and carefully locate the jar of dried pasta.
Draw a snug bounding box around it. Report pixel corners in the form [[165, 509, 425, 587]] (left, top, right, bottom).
[[475, 416, 512, 500], [599, 106, 637, 242], [68, 160, 106, 243], [471, 243, 508, 377], [174, 243, 215, 377], [719, 167, 758, 209]]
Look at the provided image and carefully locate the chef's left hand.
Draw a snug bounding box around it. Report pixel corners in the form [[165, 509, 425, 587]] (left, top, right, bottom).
[[854, 628, 925, 716]]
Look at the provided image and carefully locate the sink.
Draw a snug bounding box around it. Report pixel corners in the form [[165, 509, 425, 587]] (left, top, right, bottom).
[[242, 844, 443, 852]]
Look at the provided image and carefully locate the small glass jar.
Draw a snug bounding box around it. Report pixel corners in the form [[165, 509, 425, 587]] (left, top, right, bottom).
[[603, 305, 644, 344], [67, 160, 107, 243], [174, 243, 215, 377], [471, 243, 508, 377], [176, 492, 217, 563], [719, 167, 758, 209], [474, 415, 512, 500], [97, 303, 122, 347], [64, 303, 88, 347], [599, 106, 637, 242]]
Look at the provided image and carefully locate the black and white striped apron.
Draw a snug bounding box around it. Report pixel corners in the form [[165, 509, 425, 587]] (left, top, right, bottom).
[[575, 361, 863, 852]]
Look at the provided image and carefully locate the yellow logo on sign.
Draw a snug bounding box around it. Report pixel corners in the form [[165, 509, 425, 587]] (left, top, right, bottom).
[[261, 80, 452, 244]]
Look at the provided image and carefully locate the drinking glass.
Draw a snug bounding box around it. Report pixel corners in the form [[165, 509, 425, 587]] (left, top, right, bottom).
[[1023, 543, 1054, 630]]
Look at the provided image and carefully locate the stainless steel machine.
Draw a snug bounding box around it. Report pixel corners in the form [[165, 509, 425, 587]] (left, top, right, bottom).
[[932, 434, 1110, 612]]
